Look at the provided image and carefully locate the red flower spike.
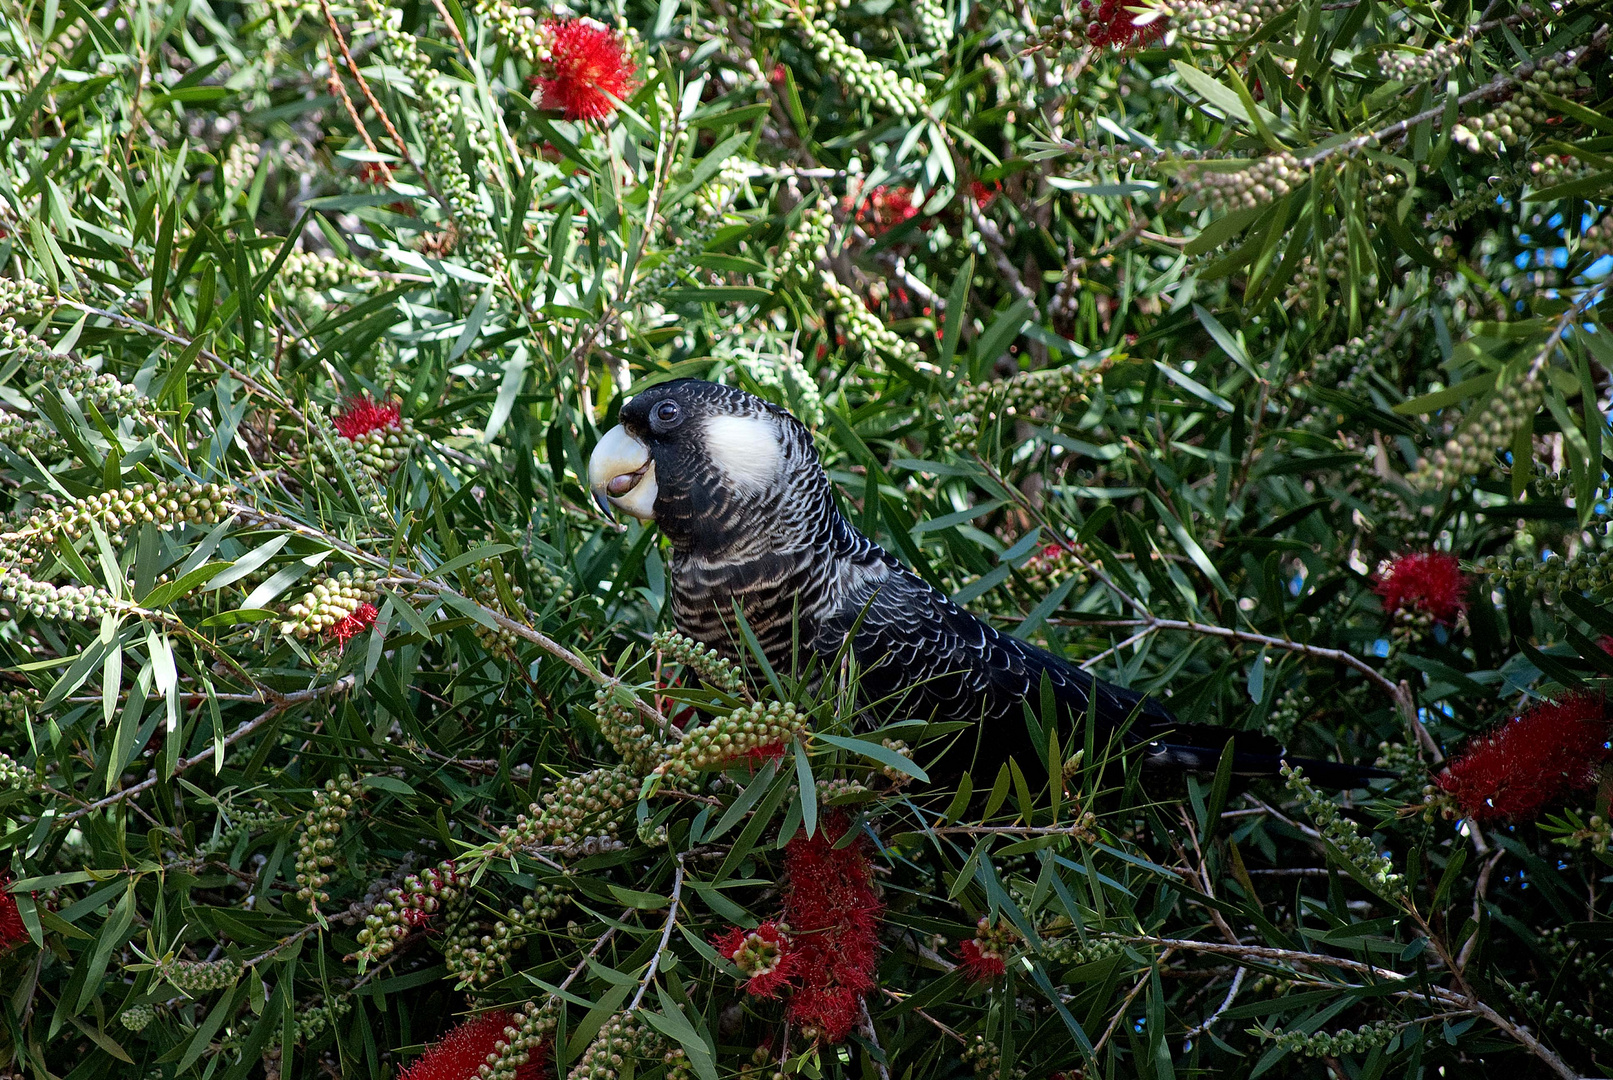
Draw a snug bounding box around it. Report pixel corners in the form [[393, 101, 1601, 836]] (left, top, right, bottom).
[[536, 20, 638, 123], [1437, 693, 1612, 822], [958, 939, 1008, 983], [970, 180, 1001, 208], [1374, 551, 1469, 626], [712, 920, 796, 998], [330, 603, 379, 649], [1083, 0, 1167, 50], [333, 398, 402, 441], [844, 186, 923, 238], [782, 812, 882, 1043], [0, 880, 27, 951], [398, 1011, 550, 1080]]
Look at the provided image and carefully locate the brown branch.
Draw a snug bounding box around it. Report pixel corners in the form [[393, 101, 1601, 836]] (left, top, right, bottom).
[[56, 676, 356, 825]]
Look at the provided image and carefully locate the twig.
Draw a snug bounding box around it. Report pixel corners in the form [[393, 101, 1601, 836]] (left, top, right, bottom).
[[628, 854, 685, 1012], [1181, 967, 1244, 1045], [224, 503, 675, 736], [57, 677, 356, 825], [1093, 949, 1172, 1054], [857, 998, 893, 1080], [57, 300, 310, 427]]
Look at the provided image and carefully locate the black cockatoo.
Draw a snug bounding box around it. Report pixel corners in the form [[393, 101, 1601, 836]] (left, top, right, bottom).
[[589, 378, 1387, 789]]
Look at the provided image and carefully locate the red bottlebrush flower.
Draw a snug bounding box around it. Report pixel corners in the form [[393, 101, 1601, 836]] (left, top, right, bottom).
[[970, 180, 1001, 208], [0, 880, 27, 951], [398, 1011, 549, 1080], [333, 398, 402, 441], [329, 602, 379, 648], [1374, 551, 1469, 626], [745, 741, 788, 765], [1436, 693, 1612, 821], [844, 186, 923, 238], [357, 161, 394, 186], [1081, 0, 1167, 50], [958, 939, 1008, 983], [770, 63, 787, 84], [712, 920, 796, 998], [782, 813, 882, 1043], [535, 19, 638, 123]]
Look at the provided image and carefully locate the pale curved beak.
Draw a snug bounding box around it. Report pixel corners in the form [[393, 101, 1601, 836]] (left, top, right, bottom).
[[588, 425, 658, 521]]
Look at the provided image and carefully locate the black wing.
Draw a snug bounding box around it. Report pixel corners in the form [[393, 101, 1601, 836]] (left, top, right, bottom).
[[819, 557, 1389, 788]]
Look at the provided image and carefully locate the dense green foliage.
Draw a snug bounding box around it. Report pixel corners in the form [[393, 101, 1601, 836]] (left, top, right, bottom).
[[1, 0, 1612, 1077]]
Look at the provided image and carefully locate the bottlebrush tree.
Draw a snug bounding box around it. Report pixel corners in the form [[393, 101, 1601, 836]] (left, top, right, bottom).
[[0, 0, 1612, 1078]]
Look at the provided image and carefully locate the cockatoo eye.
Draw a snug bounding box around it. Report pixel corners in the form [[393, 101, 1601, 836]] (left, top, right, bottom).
[[652, 400, 681, 427]]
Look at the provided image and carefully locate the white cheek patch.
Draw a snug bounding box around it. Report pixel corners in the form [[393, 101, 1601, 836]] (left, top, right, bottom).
[[704, 413, 782, 493]]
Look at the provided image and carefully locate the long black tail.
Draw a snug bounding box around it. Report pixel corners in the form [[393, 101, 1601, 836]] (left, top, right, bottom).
[[1137, 722, 1395, 790]]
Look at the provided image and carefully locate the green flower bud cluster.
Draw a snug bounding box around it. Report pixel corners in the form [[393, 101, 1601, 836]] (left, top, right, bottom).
[[162, 956, 242, 993], [294, 774, 360, 905], [221, 140, 261, 195], [961, 1033, 1028, 1080], [593, 685, 667, 775], [1165, 0, 1297, 40], [470, 567, 531, 652], [474, 0, 551, 65], [326, 408, 417, 476], [824, 273, 922, 366], [694, 157, 752, 220], [279, 570, 382, 640], [651, 630, 746, 694], [0, 569, 120, 623], [1453, 60, 1580, 154], [656, 700, 808, 778], [0, 277, 54, 320], [356, 861, 464, 961], [0, 750, 32, 790], [1293, 173, 1407, 301], [278, 250, 357, 297], [363, 1, 505, 275], [1264, 686, 1314, 741], [1583, 213, 1613, 256], [1477, 547, 1613, 595], [0, 480, 228, 572], [1271, 1020, 1397, 1058], [1184, 151, 1306, 212], [119, 1004, 156, 1032], [1427, 159, 1537, 230], [475, 999, 562, 1080], [1555, 813, 1611, 854], [880, 738, 914, 782], [0, 411, 54, 456], [501, 763, 638, 853], [566, 1013, 668, 1080], [1281, 763, 1403, 891], [444, 894, 512, 987], [290, 995, 353, 1044], [1414, 377, 1542, 488], [1042, 933, 1126, 968], [633, 213, 725, 299], [728, 336, 825, 427], [0, 319, 142, 417], [1378, 36, 1468, 83], [199, 807, 285, 856], [774, 202, 837, 286], [1502, 981, 1613, 1050], [914, 0, 952, 51], [1308, 314, 1401, 390], [1528, 152, 1589, 190], [943, 362, 1100, 453], [793, 17, 926, 117], [1374, 740, 1421, 774]]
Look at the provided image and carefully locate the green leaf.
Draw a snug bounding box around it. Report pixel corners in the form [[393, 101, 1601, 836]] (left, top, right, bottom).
[[812, 731, 930, 782]]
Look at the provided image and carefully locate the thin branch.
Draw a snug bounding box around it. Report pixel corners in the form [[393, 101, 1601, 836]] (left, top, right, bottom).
[[628, 854, 685, 1012], [57, 676, 355, 825], [1181, 967, 1244, 1045]]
